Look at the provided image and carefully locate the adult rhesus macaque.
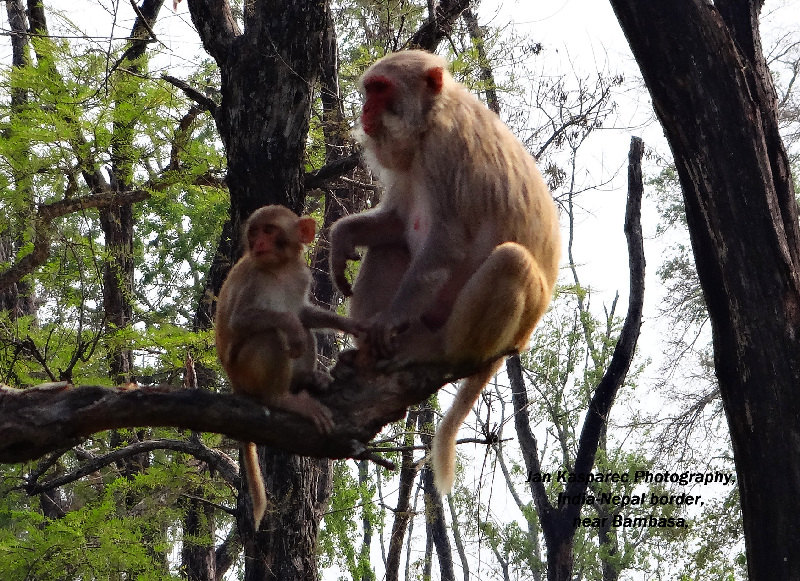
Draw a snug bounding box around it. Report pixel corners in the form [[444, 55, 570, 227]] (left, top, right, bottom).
[[330, 50, 561, 494], [216, 204, 361, 526]]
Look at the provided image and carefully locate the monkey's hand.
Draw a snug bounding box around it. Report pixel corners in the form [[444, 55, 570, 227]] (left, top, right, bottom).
[[341, 318, 367, 339], [365, 315, 410, 360]]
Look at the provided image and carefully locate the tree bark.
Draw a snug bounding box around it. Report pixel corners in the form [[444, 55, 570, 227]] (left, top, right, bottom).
[[607, 1, 800, 578], [418, 401, 455, 581], [237, 449, 331, 581], [185, 1, 329, 577]]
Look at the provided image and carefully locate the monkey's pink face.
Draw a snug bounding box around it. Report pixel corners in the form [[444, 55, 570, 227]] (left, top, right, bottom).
[[361, 75, 396, 136], [248, 222, 289, 265]]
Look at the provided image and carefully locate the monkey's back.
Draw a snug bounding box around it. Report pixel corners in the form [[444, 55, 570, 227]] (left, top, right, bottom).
[[421, 81, 561, 289]]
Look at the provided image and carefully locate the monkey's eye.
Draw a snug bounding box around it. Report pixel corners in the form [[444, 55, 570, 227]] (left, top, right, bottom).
[[262, 225, 279, 236], [364, 77, 392, 95]]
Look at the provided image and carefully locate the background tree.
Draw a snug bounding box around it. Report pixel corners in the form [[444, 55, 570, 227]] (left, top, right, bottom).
[[608, 0, 800, 579]]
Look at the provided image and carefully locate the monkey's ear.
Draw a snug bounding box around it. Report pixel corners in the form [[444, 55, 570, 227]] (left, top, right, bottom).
[[426, 67, 444, 93], [297, 217, 317, 245]]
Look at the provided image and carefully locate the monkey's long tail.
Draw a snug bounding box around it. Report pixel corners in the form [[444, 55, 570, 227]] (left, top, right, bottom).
[[243, 442, 267, 527], [431, 360, 503, 494]]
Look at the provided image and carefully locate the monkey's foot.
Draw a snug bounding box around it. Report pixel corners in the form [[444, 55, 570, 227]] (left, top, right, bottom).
[[291, 370, 333, 394], [333, 347, 380, 372], [283, 390, 334, 434]]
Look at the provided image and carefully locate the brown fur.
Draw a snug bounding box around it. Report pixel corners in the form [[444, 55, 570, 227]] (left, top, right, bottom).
[[216, 205, 361, 525]]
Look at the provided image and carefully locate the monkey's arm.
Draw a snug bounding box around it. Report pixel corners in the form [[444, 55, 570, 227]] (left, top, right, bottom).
[[229, 307, 307, 357], [330, 210, 407, 296], [299, 305, 363, 336]]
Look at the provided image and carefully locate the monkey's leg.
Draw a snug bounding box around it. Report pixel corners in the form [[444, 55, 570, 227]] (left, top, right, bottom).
[[444, 242, 550, 362], [431, 243, 551, 494], [230, 334, 292, 401], [272, 390, 334, 434]]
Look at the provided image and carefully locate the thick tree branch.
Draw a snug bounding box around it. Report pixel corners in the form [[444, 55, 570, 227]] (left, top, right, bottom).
[[0, 355, 503, 465], [462, 8, 499, 115], [162, 74, 219, 116], [406, 0, 471, 52], [508, 355, 548, 506], [185, 0, 240, 62], [567, 136, 645, 495], [509, 137, 645, 581], [304, 151, 362, 190], [26, 0, 47, 38]]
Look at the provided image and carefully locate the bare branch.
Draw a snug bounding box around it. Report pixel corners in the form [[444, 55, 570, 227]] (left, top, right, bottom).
[[509, 136, 646, 551], [162, 74, 219, 116], [129, 0, 167, 49], [304, 151, 362, 190], [26, 438, 240, 493], [406, 0, 471, 52], [0, 190, 150, 293], [568, 135, 646, 492]]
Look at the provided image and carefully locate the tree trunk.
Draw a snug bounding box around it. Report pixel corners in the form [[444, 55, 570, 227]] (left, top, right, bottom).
[[611, 0, 800, 581], [357, 460, 376, 581], [310, 1, 355, 360], [185, 2, 329, 578], [386, 407, 420, 581], [607, 1, 800, 578], [2, 0, 37, 321], [99, 203, 135, 384], [418, 401, 455, 581], [103, 0, 165, 384], [239, 449, 331, 581]]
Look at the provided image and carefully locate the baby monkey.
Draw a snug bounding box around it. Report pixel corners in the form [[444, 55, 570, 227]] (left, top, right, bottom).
[[215, 204, 361, 526]]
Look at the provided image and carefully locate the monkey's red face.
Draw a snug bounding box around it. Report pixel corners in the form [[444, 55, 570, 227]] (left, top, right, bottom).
[[361, 75, 396, 136]]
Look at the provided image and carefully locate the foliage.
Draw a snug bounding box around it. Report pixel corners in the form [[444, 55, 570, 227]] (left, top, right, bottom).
[[0, 453, 229, 581], [319, 460, 380, 580], [0, 18, 226, 387]]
